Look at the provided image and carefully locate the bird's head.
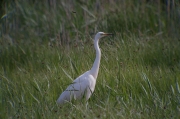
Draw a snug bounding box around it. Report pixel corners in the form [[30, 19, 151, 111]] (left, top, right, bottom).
[[95, 32, 113, 40]]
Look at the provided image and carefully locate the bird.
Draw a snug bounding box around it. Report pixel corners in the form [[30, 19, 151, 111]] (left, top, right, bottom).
[[57, 32, 113, 105]]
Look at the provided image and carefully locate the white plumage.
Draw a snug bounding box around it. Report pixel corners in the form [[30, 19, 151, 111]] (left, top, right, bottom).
[[57, 32, 112, 105]]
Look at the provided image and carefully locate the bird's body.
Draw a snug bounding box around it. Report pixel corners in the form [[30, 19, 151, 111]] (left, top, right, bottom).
[[57, 32, 112, 105], [57, 71, 96, 104]]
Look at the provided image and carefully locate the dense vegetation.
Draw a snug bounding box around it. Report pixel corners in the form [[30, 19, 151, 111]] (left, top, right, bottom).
[[0, 0, 180, 118]]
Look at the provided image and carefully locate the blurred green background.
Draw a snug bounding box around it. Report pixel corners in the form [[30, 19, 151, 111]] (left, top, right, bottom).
[[0, 0, 180, 118]]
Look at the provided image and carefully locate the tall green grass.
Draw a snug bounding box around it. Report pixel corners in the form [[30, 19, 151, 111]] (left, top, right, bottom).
[[1, 0, 180, 118], [1, 34, 180, 118], [1, 0, 180, 42]]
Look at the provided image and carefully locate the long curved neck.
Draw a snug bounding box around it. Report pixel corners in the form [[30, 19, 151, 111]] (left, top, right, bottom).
[[90, 38, 101, 79]]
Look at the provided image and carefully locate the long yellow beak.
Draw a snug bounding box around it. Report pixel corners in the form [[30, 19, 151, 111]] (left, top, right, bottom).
[[103, 33, 113, 36]]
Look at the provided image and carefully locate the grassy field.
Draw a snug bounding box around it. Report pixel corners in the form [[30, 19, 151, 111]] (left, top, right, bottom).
[[1, 0, 180, 119]]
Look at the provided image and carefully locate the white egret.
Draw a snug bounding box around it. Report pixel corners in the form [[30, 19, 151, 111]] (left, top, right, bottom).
[[57, 32, 113, 105]]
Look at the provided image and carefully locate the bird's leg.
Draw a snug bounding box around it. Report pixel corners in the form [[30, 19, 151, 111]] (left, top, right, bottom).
[[85, 101, 89, 110]]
